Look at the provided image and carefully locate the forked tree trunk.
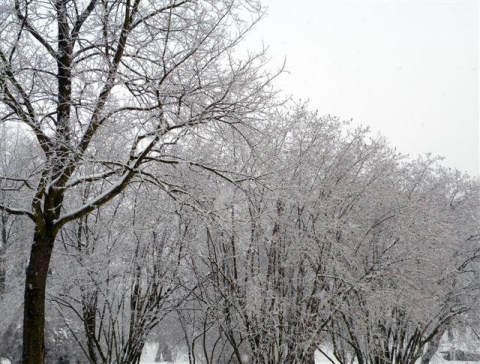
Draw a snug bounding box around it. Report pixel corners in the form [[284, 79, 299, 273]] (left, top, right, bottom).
[[22, 226, 55, 364], [154, 341, 173, 362]]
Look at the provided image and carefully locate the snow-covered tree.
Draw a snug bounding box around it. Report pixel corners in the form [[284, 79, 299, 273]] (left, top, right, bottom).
[[0, 0, 276, 362]]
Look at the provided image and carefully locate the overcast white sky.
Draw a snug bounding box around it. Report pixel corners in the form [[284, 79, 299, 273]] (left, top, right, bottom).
[[243, 0, 479, 177]]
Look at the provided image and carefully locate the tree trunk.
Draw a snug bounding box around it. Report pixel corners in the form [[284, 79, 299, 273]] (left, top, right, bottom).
[[155, 341, 173, 362], [421, 329, 445, 364], [82, 291, 99, 364], [22, 227, 55, 364], [0, 212, 8, 297]]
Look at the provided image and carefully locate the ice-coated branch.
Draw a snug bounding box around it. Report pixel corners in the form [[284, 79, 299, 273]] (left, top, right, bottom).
[[70, 0, 98, 46], [65, 170, 120, 188], [0, 202, 33, 219], [14, 0, 57, 59], [130, 1, 190, 30], [0, 49, 51, 154]]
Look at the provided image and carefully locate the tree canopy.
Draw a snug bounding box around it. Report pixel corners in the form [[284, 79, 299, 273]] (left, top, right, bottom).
[[0, 1, 479, 364]]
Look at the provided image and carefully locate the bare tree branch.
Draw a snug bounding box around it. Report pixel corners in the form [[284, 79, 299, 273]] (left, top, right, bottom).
[[0, 202, 33, 219], [14, 0, 57, 59]]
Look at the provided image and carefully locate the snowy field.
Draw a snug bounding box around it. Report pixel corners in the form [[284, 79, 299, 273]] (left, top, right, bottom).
[[1, 347, 479, 364], [138, 343, 480, 364], [2, 342, 478, 364]]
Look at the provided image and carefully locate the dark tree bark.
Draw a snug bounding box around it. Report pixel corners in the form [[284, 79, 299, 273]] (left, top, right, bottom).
[[22, 228, 55, 364], [420, 328, 445, 364], [0, 212, 7, 297], [82, 291, 100, 364]]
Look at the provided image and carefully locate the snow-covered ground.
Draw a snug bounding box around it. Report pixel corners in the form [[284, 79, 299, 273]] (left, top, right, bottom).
[[2, 342, 478, 364], [139, 343, 480, 364]]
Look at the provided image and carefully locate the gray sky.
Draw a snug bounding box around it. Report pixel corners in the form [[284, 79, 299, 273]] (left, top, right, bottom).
[[243, 0, 479, 176]]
